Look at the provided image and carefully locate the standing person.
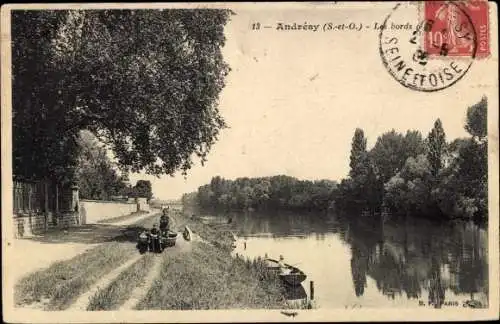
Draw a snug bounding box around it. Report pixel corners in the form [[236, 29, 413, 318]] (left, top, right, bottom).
[[160, 208, 171, 232]]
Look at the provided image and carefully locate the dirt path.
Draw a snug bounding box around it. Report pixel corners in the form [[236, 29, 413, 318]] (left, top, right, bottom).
[[67, 254, 143, 311], [8, 240, 101, 286], [13, 210, 200, 312], [109, 209, 160, 226], [118, 229, 195, 310], [119, 255, 163, 310], [10, 210, 159, 286]]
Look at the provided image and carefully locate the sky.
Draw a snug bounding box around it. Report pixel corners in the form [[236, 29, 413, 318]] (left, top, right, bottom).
[[129, 4, 494, 200]]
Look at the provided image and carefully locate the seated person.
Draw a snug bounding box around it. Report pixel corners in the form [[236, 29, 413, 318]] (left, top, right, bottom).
[[278, 255, 291, 275], [139, 230, 149, 240], [150, 224, 159, 235], [149, 224, 160, 252]]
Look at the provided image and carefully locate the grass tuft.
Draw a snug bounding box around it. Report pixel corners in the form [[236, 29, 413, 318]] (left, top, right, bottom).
[[136, 242, 286, 310]]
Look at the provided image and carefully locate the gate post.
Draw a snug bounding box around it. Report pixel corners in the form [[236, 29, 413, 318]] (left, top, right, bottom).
[[71, 184, 80, 225]]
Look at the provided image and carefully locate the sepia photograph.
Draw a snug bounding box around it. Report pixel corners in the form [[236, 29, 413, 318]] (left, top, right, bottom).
[[1, 1, 498, 322]]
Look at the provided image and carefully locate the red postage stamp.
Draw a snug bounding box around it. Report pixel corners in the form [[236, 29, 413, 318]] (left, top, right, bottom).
[[423, 0, 490, 58]]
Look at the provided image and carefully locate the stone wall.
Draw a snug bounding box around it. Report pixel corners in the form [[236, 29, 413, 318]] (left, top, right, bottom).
[[79, 200, 138, 224], [13, 211, 80, 238]]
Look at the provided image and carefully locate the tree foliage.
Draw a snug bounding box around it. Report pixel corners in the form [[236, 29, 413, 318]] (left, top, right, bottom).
[[12, 9, 232, 182], [190, 175, 337, 211], [370, 130, 406, 184], [384, 154, 434, 215], [339, 98, 487, 223], [384, 98, 487, 222], [76, 131, 129, 200], [132, 180, 153, 200], [349, 128, 367, 178], [427, 119, 447, 177], [465, 97, 487, 141]]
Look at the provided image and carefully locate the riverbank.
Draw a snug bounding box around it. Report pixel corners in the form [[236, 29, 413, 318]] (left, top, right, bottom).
[[169, 210, 314, 310], [148, 210, 289, 309], [13, 209, 296, 310]]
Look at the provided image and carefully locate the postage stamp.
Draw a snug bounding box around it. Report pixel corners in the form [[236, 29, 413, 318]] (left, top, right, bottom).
[[1, 2, 498, 323], [379, 2, 477, 92], [423, 0, 490, 58]]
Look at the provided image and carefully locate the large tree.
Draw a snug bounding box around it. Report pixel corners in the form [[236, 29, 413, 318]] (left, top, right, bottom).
[[349, 128, 367, 178], [369, 130, 406, 184], [426, 119, 447, 177], [465, 97, 487, 141], [433, 98, 488, 221], [12, 9, 232, 182], [133, 180, 153, 201]]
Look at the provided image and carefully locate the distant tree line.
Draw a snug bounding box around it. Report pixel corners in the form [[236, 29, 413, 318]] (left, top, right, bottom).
[[183, 175, 338, 211], [338, 96, 487, 223], [185, 97, 487, 223]]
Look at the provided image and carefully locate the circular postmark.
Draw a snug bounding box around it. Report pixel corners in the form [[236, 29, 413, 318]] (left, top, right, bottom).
[[379, 2, 477, 92]]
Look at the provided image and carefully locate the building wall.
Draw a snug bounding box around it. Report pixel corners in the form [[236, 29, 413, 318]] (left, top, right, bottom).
[[12, 180, 150, 237], [136, 197, 150, 212], [79, 200, 138, 224]]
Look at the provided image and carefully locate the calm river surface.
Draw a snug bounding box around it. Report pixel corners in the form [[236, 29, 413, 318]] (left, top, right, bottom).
[[190, 208, 488, 309]]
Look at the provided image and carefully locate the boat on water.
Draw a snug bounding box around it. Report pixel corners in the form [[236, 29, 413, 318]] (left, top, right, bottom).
[[265, 258, 307, 286]]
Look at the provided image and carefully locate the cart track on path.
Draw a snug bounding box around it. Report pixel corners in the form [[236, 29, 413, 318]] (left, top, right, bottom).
[[67, 254, 144, 311], [119, 230, 195, 310], [119, 254, 164, 310]]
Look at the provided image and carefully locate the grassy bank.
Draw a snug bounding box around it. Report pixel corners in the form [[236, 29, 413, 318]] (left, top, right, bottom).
[[97, 210, 149, 224], [171, 210, 314, 310], [87, 254, 156, 310], [136, 241, 286, 310], [172, 210, 236, 250], [15, 242, 136, 310]]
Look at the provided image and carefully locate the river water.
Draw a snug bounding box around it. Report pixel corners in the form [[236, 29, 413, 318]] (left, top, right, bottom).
[[190, 208, 488, 309]]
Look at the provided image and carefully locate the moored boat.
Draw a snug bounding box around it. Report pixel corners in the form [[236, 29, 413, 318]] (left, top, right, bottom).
[[265, 258, 307, 286]]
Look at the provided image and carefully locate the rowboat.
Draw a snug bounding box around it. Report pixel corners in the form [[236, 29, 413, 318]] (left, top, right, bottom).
[[284, 284, 307, 300], [265, 258, 307, 286]]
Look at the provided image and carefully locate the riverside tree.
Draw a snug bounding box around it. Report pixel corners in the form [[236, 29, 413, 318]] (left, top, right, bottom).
[[383, 97, 488, 222], [432, 98, 488, 222], [12, 9, 232, 182], [427, 119, 447, 177], [465, 97, 487, 141], [349, 128, 367, 178]]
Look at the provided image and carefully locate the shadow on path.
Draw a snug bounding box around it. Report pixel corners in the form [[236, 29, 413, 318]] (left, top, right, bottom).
[[22, 214, 159, 245]]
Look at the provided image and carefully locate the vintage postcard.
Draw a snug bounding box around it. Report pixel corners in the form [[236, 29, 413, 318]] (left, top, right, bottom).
[[1, 1, 499, 322]]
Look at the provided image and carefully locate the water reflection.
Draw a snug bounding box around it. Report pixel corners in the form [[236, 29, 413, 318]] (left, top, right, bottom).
[[188, 207, 488, 308], [343, 213, 488, 307]]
